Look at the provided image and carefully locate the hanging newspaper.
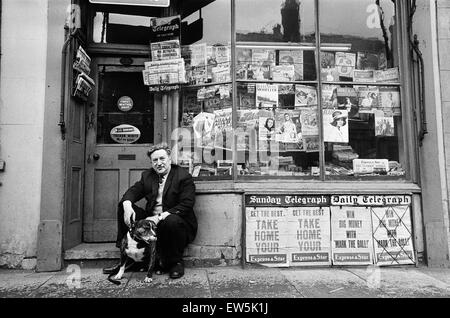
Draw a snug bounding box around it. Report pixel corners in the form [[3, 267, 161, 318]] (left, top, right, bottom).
[[371, 205, 415, 265], [144, 58, 185, 91], [331, 206, 373, 265], [73, 46, 91, 74], [286, 207, 331, 266], [151, 39, 181, 61], [73, 72, 95, 100]]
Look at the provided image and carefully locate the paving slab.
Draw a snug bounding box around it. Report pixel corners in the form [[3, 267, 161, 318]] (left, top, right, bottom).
[[30, 267, 130, 298], [0, 270, 55, 298], [121, 268, 211, 298], [279, 267, 386, 298], [417, 267, 450, 286], [345, 267, 450, 298], [206, 266, 301, 298]]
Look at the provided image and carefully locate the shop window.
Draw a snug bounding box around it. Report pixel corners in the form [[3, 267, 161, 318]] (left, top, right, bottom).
[[319, 0, 405, 179]]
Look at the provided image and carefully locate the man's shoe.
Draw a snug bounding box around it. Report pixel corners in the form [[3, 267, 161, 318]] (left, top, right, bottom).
[[169, 262, 184, 279], [102, 263, 120, 275]]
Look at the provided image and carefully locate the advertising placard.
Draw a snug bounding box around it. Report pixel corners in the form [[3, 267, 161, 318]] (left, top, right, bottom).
[[371, 206, 415, 265], [245, 207, 289, 267], [331, 206, 373, 265], [117, 96, 133, 112], [110, 124, 141, 144], [286, 207, 331, 266]]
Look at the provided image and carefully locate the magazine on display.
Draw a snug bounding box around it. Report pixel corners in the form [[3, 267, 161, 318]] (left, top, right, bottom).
[[357, 86, 379, 112], [335, 52, 356, 79], [321, 67, 339, 82], [295, 85, 317, 107], [182, 43, 207, 84], [151, 39, 181, 61], [238, 84, 256, 109], [374, 67, 399, 82], [300, 109, 318, 136], [356, 52, 379, 70], [303, 135, 320, 153], [322, 85, 338, 108], [250, 48, 276, 80], [353, 159, 389, 175], [256, 84, 278, 109], [236, 48, 252, 80], [272, 65, 295, 81], [144, 58, 185, 85], [279, 50, 304, 81], [378, 87, 401, 115], [192, 112, 215, 146], [353, 70, 374, 82], [274, 109, 301, 143], [323, 109, 349, 143], [336, 87, 358, 116], [374, 110, 395, 137], [321, 52, 335, 69], [212, 108, 233, 135]]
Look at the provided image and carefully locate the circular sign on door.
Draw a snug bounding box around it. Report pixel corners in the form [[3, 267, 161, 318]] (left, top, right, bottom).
[[117, 96, 133, 112], [110, 124, 141, 144]]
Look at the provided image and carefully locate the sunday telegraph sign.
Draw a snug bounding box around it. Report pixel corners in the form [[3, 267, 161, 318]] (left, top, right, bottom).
[[244, 194, 414, 267]]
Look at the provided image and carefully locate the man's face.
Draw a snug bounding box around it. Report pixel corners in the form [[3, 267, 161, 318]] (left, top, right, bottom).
[[150, 149, 171, 175]]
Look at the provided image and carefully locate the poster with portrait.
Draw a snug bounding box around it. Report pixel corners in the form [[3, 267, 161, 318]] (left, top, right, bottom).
[[322, 85, 338, 109], [274, 109, 301, 143], [323, 109, 349, 143], [357, 86, 379, 112], [379, 87, 401, 116]]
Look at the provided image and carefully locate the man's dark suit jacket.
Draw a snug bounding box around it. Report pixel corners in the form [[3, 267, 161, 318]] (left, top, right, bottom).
[[120, 164, 197, 242]]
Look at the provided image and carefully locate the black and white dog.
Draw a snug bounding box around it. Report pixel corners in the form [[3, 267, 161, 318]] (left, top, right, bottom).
[[107, 219, 158, 285]]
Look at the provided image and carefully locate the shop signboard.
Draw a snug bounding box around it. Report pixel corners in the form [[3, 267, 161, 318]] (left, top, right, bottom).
[[330, 206, 373, 265], [150, 15, 180, 44], [110, 124, 141, 144], [371, 205, 415, 265]]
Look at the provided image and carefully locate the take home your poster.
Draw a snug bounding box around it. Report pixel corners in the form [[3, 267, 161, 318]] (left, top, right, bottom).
[[245, 207, 289, 267], [331, 206, 373, 265], [285, 207, 331, 266]]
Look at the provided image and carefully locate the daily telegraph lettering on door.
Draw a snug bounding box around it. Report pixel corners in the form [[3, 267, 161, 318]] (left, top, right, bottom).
[[245, 194, 330, 207], [331, 195, 411, 206]]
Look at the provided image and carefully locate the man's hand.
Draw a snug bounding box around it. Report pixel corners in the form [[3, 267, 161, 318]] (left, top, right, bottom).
[[123, 201, 135, 227]]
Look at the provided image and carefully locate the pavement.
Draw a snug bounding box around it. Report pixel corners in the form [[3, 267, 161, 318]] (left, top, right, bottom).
[[1, 264, 450, 299]]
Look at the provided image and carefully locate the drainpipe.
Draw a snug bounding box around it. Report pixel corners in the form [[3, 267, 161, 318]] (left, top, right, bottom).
[[59, 28, 79, 141]]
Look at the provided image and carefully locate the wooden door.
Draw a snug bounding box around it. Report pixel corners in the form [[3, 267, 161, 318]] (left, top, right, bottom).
[[83, 56, 161, 242]]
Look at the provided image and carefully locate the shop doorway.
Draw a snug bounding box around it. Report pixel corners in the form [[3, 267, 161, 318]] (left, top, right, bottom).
[[83, 56, 161, 242]]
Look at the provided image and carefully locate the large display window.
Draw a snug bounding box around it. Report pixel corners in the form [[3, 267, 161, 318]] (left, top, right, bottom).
[[88, 0, 413, 182]]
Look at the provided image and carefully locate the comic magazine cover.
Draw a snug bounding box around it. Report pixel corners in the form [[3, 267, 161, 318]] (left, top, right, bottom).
[[323, 109, 349, 143], [274, 109, 301, 143], [300, 109, 319, 136], [256, 84, 278, 109], [295, 85, 317, 107], [335, 52, 356, 79], [250, 49, 276, 80], [356, 52, 379, 70], [279, 50, 304, 81], [357, 86, 379, 113], [236, 48, 252, 80]]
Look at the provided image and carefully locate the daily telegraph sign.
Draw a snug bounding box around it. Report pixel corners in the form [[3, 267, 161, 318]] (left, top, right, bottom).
[[89, 0, 170, 7]]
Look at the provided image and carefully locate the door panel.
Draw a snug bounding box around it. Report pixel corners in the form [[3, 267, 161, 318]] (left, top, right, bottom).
[[84, 57, 157, 242]]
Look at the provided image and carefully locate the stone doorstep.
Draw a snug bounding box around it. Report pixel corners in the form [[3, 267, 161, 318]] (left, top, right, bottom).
[[63, 243, 242, 268]]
